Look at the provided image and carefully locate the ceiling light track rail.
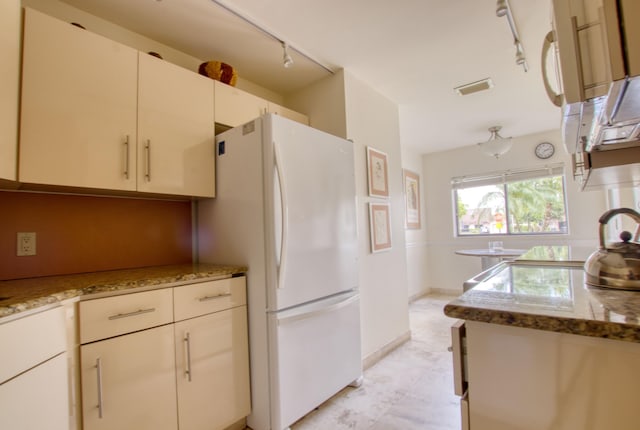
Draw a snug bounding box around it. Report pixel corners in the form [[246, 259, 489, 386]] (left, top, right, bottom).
[[209, 0, 334, 74], [496, 0, 528, 72]]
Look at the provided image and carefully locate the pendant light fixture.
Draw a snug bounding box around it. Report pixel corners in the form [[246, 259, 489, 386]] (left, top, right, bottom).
[[282, 42, 294, 68], [477, 126, 513, 159]]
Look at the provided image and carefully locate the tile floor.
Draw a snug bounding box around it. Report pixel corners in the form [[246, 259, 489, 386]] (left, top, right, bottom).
[[291, 293, 461, 430]]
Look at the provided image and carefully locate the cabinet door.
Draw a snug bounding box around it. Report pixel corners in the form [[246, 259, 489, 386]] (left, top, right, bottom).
[[174, 306, 250, 430], [0, 353, 69, 430], [81, 325, 178, 430], [0, 0, 19, 181], [214, 80, 268, 127], [466, 321, 640, 430], [267, 102, 309, 125], [19, 8, 138, 191], [138, 53, 215, 197]]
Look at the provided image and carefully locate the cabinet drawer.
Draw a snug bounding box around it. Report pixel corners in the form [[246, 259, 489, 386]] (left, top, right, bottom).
[[79, 288, 173, 344], [0, 306, 66, 384], [174, 277, 246, 321]]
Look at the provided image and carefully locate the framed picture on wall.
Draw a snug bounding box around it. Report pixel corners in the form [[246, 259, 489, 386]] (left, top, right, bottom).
[[366, 147, 389, 198], [369, 202, 392, 253], [403, 169, 421, 229]]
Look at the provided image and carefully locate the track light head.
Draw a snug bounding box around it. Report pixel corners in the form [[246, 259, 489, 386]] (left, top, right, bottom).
[[282, 42, 294, 68], [515, 42, 525, 64], [496, 0, 508, 17]]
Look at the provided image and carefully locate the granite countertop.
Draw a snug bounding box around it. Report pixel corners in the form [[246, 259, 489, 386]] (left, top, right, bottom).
[[0, 263, 247, 319], [444, 259, 640, 343], [514, 244, 595, 266]]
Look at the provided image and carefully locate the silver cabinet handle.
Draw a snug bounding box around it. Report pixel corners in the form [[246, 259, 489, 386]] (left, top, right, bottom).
[[123, 135, 130, 179], [198, 292, 231, 302], [107, 307, 156, 321], [96, 357, 104, 419], [144, 139, 152, 181], [184, 332, 192, 382]]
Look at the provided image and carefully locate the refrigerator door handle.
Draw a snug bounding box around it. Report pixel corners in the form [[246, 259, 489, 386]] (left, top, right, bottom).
[[277, 294, 359, 326], [274, 142, 288, 289]]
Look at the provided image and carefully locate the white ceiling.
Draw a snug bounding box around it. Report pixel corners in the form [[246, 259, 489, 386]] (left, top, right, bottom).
[[59, 0, 561, 154]]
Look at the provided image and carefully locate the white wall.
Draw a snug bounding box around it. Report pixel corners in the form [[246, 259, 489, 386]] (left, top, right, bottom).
[[286, 70, 347, 138], [342, 71, 410, 360], [291, 70, 411, 361], [401, 146, 430, 300], [422, 129, 608, 293]]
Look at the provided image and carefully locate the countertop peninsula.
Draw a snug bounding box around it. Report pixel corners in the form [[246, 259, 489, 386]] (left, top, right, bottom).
[[0, 263, 247, 319], [444, 246, 640, 343]]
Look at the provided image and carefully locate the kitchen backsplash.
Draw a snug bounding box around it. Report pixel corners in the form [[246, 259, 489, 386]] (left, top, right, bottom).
[[0, 191, 192, 280]]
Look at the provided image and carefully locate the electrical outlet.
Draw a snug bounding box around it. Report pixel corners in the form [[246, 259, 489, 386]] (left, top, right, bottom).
[[17, 232, 36, 256]]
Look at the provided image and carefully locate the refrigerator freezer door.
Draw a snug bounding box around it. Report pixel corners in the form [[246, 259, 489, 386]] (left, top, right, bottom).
[[268, 291, 362, 430], [267, 115, 358, 311]]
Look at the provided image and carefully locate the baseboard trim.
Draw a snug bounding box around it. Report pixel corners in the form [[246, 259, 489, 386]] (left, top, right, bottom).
[[224, 418, 246, 430], [409, 290, 430, 302], [428, 287, 461, 296], [362, 330, 412, 370]]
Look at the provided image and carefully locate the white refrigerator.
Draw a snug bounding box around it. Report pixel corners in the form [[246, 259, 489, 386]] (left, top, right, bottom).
[[197, 114, 362, 430]]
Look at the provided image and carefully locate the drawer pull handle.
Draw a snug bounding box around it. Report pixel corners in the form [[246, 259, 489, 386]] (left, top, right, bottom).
[[198, 293, 231, 302], [184, 332, 192, 382], [107, 307, 156, 320], [96, 357, 104, 419]]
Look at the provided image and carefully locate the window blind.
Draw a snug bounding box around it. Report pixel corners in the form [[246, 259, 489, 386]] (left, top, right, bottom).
[[451, 163, 565, 190]]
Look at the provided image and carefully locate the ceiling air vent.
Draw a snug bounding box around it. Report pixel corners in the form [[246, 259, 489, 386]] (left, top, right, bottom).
[[454, 78, 494, 96]]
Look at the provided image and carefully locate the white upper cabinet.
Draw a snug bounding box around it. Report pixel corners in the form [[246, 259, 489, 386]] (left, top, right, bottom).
[[214, 80, 309, 128], [138, 53, 215, 197], [267, 102, 310, 125], [19, 8, 215, 198], [214, 80, 268, 127], [0, 0, 20, 182], [20, 8, 138, 191]]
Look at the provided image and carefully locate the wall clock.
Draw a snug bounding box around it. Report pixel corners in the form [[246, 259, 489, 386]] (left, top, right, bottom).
[[535, 142, 555, 159]]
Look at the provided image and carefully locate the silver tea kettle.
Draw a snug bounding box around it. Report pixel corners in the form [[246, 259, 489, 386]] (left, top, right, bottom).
[[585, 208, 640, 290]]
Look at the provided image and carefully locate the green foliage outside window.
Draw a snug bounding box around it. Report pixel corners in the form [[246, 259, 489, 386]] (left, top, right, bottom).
[[454, 174, 568, 236]]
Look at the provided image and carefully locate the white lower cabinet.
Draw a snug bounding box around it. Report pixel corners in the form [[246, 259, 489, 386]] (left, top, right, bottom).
[[80, 324, 178, 430], [79, 276, 250, 430], [464, 321, 640, 430], [174, 307, 251, 430], [0, 306, 69, 430], [0, 353, 69, 430]]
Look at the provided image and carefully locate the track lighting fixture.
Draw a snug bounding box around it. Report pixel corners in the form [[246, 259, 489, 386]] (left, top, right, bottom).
[[282, 42, 294, 68], [495, 0, 528, 72], [209, 1, 333, 74], [496, 0, 508, 17]]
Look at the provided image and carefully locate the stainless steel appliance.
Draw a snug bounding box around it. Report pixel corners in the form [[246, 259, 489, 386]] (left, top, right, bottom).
[[545, 0, 640, 153]]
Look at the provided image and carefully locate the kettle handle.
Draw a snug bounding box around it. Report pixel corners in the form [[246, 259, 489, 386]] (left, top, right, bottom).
[[597, 208, 640, 248]]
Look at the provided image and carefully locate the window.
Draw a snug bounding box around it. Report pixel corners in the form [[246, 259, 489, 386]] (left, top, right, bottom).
[[452, 164, 568, 236]]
